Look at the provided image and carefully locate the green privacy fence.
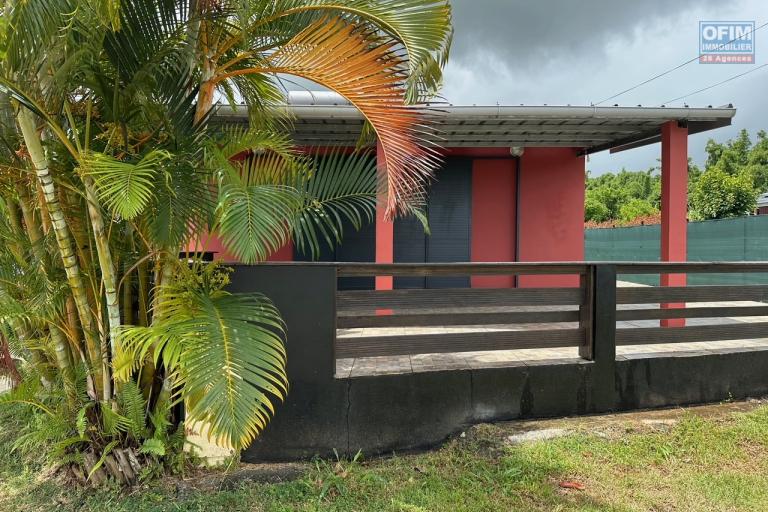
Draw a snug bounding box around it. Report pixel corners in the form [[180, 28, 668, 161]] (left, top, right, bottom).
[[585, 215, 768, 285]]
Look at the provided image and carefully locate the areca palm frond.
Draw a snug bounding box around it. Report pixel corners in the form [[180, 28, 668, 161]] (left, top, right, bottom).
[[145, 157, 214, 250], [208, 126, 308, 184], [292, 149, 377, 259], [216, 16, 441, 218], [82, 150, 172, 220], [2, 0, 77, 75], [116, 264, 287, 450], [215, 183, 301, 263], [251, 0, 453, 102]]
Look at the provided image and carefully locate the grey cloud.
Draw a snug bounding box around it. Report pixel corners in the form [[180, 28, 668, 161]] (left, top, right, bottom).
[[449, 0, 721, 68]]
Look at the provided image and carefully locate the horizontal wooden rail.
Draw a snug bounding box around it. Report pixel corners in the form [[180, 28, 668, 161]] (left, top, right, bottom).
[[250, 261, 768, 274], [617, 285, 768, 304], [336, 262, 589, 277], [330, 261, 768, 277], [617, 305, 768, 321], [338, 287, 584, 310], [325, 262, 768, 362], [617, 321, 768, 345], [613, 262, 768, 274], [338, 309, 579, 329], [335, 328, 583, 358]]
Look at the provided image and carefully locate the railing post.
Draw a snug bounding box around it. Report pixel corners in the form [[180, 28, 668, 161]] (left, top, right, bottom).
[[579, 266, 595, 360], [582, 264, 617, 410], [592, 264, 617, 366]]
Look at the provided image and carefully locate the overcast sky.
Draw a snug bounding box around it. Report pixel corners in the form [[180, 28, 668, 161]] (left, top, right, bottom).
[[443, 0, 766, 174]]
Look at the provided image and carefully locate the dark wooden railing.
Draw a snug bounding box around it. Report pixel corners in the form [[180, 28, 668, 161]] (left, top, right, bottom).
[[333, 262, 768, 362]]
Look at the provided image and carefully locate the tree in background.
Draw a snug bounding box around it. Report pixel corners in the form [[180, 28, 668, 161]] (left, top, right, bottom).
[[689, 166, 756, 220], [585, 167, 661, 224], [618, 198, 658, 223], [586, 129, 767, 224], [689, 129, 767, 220]]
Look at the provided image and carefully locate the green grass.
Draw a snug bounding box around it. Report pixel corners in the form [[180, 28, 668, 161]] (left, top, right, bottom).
[[3, 404, 768, 511]]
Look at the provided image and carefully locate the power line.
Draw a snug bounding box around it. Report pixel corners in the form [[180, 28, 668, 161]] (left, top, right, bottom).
[[593, 21, 767, 105], [663, 63, 768, 104]]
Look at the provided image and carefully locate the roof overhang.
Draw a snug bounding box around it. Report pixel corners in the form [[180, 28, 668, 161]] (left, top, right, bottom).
[[214, 103, 736, 155]]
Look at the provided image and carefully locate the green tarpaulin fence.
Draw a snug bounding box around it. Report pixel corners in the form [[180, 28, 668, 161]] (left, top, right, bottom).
[[585, 216, 768, 285]]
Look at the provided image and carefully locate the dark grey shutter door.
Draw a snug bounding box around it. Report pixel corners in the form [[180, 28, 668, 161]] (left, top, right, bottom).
[[335, 220, 375, 290], [426, 157, 472, 288], [293, 219, 375, 290], [393, 215, 427, 289]]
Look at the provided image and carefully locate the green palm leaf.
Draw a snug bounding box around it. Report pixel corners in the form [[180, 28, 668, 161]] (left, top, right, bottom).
[[292, 149, 377, 259], [82, 150, 172, 220], [216, 184, 301, 263], [117, 265, 288, 451], [178, 291, 287, 450]]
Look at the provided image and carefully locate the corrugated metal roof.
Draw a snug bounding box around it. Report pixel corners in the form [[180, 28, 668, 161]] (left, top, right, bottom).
[[214, 103, 736, 154]]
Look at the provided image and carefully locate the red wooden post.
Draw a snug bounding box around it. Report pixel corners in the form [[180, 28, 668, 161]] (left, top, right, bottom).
[[660, 121, 688, 327], [375, 140, 394, 291]]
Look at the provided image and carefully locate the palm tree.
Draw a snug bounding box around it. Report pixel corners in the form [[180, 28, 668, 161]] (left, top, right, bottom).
[[0, 0, 451, 480]]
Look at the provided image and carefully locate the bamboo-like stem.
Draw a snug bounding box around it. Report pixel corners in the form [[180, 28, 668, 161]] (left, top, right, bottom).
[[35, 181, 52, 234], [49, 323, 77, 403], [16, 108, 105, 400], [82, 176, 121, 384], [146, 258, 176, 403], [65, 295, 83, 356], [193, 10, 217, 125], [12, 183, 62, 388]]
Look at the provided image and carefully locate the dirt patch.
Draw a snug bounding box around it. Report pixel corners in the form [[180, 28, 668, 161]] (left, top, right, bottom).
[[174, 462, 308, 495], [456, 397, 767, 450]]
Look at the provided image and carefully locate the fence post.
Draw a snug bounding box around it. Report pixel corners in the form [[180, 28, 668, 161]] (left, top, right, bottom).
[[593, 264, 617, 366], [579, 266, 595, 360], [584, 264, 617, 410]]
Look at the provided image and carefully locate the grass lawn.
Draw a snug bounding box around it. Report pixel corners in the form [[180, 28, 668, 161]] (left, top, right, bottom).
[[2, 402, 768, 511]]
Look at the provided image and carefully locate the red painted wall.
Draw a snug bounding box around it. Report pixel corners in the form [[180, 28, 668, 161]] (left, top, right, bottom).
[[470, 159, 516, 288], [187, 235, 293, 263], [517, 148, 585, 287], [267, 242, 295, 262]]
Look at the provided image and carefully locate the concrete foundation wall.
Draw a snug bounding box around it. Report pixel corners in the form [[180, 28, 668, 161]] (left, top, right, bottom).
[[231, 264, 768, 462]]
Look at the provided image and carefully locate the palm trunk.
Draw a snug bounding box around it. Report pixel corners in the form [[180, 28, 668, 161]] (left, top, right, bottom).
[[194, 13, 216, 125], [83, 176, 121, 370], [143, 259, 176, 407], [16, 108, 106, 400], [16, 181, 87, 398], [50, 324, 77, 403]]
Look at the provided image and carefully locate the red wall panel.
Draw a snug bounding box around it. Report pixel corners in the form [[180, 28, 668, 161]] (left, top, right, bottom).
[[187, 235, 293, 263], [517, 148, 585, 287], [470, 159, 516, 288]]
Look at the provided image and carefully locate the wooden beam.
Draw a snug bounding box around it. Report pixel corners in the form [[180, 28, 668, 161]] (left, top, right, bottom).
[[335, 328, 583, 358]]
